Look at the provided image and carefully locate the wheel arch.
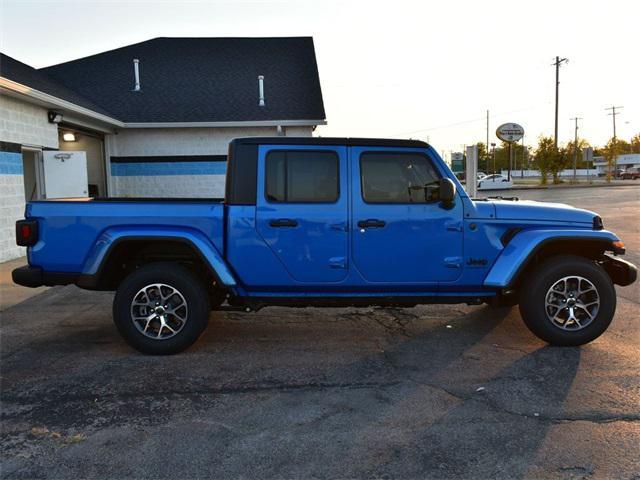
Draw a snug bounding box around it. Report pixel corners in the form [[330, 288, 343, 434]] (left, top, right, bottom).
[[484, 229, 621, 290], [77, 227, 237, 291]]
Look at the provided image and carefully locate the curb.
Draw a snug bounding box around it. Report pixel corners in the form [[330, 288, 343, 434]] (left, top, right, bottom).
[[509, 182, 639, 191]]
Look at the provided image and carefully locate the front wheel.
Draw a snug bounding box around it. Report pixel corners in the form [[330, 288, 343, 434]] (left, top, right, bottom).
[[113, 263, 211, 354], [519, 255, 616, 346]]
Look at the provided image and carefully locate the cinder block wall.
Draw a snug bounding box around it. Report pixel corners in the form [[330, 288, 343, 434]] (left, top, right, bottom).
[[0, 96, 59, 148], [107, 126, 313, 198], [0, 147, 25, 262], [0, 96, 58, 262]]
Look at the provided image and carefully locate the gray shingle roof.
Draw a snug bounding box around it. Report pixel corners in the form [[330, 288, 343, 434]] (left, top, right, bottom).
[[38, 37, 326, 123], [0, 53, 114, 117]]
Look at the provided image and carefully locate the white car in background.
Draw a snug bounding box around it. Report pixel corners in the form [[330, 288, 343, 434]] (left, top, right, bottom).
[[477, 174, 513, 190]]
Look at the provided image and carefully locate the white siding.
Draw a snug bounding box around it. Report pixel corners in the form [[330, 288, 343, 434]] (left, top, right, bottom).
[[0, 95, 59, 149], [108, 126, 312, 156], [113, 174, 226, 199], [108, 125, 313, 198]]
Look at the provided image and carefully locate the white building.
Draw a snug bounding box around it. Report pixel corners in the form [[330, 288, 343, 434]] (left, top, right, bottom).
[[0, 37, 326, 261], [593, 153, 640, 175]]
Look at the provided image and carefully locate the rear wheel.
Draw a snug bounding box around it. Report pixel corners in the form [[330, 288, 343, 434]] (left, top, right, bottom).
[[113, 262, 210, 354], [519, 255, 616, 346]]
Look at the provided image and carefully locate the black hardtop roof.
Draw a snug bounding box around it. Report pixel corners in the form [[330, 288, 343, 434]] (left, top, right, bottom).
[[232, 137, 429, 148]]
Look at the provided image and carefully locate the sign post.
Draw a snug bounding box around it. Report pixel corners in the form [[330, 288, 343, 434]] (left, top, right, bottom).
[[465, 145, 478, 198], [582, 146, 593, 184], [496, 123, 525, 181]]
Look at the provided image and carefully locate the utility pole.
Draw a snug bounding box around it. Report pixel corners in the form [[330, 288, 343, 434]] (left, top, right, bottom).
[[570, 117, 582, 182], [553, 56, 569, 149], [606, 106, 622, 138], [605, 106, 623, 178]]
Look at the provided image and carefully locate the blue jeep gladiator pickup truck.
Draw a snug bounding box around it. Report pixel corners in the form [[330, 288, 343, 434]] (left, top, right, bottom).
[[13, 137, 637, 354]]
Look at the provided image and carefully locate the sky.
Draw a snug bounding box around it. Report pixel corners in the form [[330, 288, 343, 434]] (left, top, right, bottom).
[[1, 0, 638, 155]]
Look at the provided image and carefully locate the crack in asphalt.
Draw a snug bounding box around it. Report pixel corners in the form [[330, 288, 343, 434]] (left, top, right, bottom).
[[406, 378, 640, 425], [371, 308, 418, 337], [0, 380, 403, 407]]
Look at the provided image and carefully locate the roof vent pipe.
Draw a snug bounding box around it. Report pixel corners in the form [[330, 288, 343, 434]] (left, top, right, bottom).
[[258, 75, 265, 106], [133, 59, 141, 91]]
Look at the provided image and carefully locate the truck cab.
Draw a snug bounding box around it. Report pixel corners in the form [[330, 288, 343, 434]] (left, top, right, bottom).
[[13, 137, 637, 354], [226, 138, 463, 292]]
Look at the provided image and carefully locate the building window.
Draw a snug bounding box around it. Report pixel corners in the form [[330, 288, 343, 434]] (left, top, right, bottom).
[[360, 152, 441, 204], [265, 150, 339, 203]]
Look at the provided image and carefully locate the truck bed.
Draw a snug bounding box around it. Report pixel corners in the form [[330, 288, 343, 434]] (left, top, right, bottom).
[[25, 199, 226, 273]]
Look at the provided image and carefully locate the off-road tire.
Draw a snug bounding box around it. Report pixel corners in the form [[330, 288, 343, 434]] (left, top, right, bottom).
[[113, 262, 210, 354], [519, 255, 616, 346]]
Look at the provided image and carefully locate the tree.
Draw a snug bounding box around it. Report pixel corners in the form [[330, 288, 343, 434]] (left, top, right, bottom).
[[562, 138, 590, 169], [533, 136, 567, 184], [475, 142, 490, 172], [630, 133, 640, 153], [599, 137, 620, 182], [615, 138, 632, 155], [487, 141, 528, 175]]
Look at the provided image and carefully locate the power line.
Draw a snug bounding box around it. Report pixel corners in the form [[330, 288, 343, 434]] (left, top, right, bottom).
[[391, 104, 548, 137], [391, 115, 487, 137]]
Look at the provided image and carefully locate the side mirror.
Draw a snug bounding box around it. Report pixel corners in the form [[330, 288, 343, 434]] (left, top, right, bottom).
[[439, 178, 456, 208]]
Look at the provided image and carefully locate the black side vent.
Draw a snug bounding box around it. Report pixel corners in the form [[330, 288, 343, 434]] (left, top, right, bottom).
[[501, 228, 522, 247], [593, 216, 604, 230]]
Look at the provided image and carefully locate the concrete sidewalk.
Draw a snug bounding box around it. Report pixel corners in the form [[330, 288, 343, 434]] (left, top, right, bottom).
[[0, 257, 48, 311]]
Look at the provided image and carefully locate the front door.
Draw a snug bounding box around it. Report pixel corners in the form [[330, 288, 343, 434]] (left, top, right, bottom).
[[256, 145, 349, 283], [351, 147, 464, 285]]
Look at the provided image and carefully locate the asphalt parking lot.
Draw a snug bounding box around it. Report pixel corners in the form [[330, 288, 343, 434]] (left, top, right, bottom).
[[1, 185, 639, 479]]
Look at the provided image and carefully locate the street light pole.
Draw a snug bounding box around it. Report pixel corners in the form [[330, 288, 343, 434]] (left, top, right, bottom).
[[507, 142, 512, 181], [553, 56, 569, 149], [486, 110, 489, 155], [521, 135, 525, 178], [491, 143, 496, 174]]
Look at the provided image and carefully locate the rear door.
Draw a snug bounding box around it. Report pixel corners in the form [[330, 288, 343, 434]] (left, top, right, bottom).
[[255, 145, 349, 283], [351, 147, 464, 284]]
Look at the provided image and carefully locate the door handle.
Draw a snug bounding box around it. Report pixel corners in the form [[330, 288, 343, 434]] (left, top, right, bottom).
[[357, 219, 386, 229], [269, 218, 298, 228]]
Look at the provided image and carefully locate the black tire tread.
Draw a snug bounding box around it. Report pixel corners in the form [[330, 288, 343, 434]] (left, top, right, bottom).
[[113, 262, 210, 354], [518, 255, 616, 346]]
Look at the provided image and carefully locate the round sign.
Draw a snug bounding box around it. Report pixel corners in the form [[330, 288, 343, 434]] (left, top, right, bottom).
[[496, 123, 524, 142]]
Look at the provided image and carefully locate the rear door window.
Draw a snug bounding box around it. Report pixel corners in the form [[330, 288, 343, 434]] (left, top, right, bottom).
[[266, 150, 339, 203]]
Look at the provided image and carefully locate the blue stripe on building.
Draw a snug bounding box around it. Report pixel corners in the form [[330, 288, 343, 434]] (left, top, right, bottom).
[[110, 154, 226, 164], [0, 151, 23, 175], [111, 161, 228, 176]]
